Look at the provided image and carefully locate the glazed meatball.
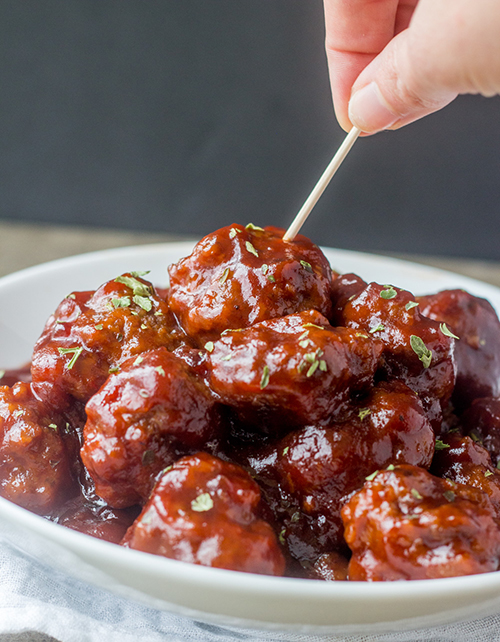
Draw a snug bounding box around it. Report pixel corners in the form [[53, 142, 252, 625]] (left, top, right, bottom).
[[206, 309, 382, 432], [264, 380, 434, 562], [0, 382, 74, 514], [81, 348, 221, 508], [461, 398, 500, 465], [122, 452, 285, 575], [418, 289, 500, 411], [167, 224, 333, 345], [342, 465, 500, 581], [31, 273, 182, 410], [431, 433, 500, 517], [333, 280, 456, 429], [55, 495, 140, 544]]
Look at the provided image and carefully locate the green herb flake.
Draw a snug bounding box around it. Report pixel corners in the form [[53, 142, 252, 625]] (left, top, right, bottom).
[[112, 296, 131, 309], [95, 324, 103, 330], [435, 439, 450, 451], [155, 366, 166, 377], [141, 323, 148, 330], [0, 370, 5, 380], [162, 465, 173, 475], [66, 293, 76, 300], [57, 346, 83, 370], [115, 275, 151, 297], [133, 294, 153, 311], [260, 365, 270, 389], [303, 323, 324, 330], [130, 270, 150, 278], [154, 310, 163, 316], [13, 410, 23, 418], [142, 450, 155, 466], [411, 488, 423, 500], [307, 361, 319, 377], [204, 341, 214, 353], [319, 359, 327, 372], [485, 470, 494, 478], [219, 267, 230, 285], [497, 460, 500, 470], [267, 274, 276, 283], [443, 490, 456, 503], [109, 366, 120, 374], [282, 446, 290, 456], [133, 355, 144, 366], [410, 335, 433, 368], [229, 227, 240, 239], [191, 492, 214, 512], [358, 408, 371, 420], [299, 339, 310, 349], [261, 264, 269, 276], [470, 432, 482, 443], [48, 423, 57, 431], [245, 223, 264, 231], [245, 241, 259, 257], [300, 260, 313, 273], [405, 301, 419, 312], [355, 332, 369, 339], [220, 354, 232, 362], [386, 464, 395, 471], [365, 470, 379, 482], [380, 285, 397, 299], [369, 323, 385, 334], [291, 511, 300, 523], [279, 528, 286, 545], [440, 323, 459, 340]]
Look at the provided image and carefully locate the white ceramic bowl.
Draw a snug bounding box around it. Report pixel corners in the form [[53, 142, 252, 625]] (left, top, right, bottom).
[[2, 242, 500, 636]]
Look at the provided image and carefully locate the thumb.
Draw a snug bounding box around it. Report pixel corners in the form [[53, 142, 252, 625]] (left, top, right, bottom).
[[347, 30, 458, 134]]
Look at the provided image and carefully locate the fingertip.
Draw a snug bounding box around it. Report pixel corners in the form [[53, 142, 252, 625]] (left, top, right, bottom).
[[348, 82, 399, 134]]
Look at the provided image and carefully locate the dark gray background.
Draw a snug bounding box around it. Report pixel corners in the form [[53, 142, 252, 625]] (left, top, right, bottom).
[[1, 0, 499, 259]]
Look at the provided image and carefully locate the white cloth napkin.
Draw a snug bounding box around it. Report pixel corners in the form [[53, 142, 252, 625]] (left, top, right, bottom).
[[2, 519, 500, 642]]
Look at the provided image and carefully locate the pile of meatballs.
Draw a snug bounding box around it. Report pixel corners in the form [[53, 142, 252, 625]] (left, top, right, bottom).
[[2, 223, 500, 582]]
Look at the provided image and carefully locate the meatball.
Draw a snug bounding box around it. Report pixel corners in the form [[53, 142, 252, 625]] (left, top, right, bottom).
[[418, 289, 500, 412], [266, 381, 434, 562], [342, 465, 500, 581], [431, 433, 500, 517], [31, 273, 182, 410], [122, 452, 285, 576], [206, 309, 382, 432], [81, 348, 221, 508], [0, 382, 74, 514], [461, 398, 500, 466], [333, 280, 456, 429], [167, 224, 333, 345]]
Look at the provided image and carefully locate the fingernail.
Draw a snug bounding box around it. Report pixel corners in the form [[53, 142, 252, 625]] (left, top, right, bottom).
[[348, 82, 399, 133]]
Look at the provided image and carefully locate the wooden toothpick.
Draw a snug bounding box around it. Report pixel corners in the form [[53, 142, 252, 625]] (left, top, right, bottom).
[[283, 126, 361, 242]]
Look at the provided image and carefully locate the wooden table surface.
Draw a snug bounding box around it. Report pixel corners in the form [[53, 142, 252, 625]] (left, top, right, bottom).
[[2, 219, 500, 288]]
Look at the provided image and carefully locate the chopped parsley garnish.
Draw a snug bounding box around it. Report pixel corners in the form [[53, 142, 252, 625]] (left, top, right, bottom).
[[111, 296, 131, 309], [358, 408, 371, 420], [303, 323, 324, 330], [133, 355, 144, 366], [130, 270, 150, 278], [260, 365, 270, 389], [485, 470, 494, 478], [318, 360, 327, 372], [191, 493, 214, 512], [443, 490, 456, 503], [279, 528, 286, 545], [220, 267, 230, 285], [115, 275, 151, 297], [57, 346, 83, 370], [267, 274, 276, 283], [48, 423, 57, 431], [497, 460, 500, 470], [109, 366, 120, 374], [306, 361, 319, 377], [204, 341, 214, 353], [95, 324, 103, 330], [282, 446, 290, 456], [299, 339, 311, 349], [66, 293, 76, 300], [365, 470, 379, 482], [229, 227, 240, 239], [155, 366, 166, 376], [380, 285, 397, 299], [440, 323, 459, 340], [142, 450, 155, 466], [300, 260, 313, 273], [245, 241, 259, 257], [261, 264, 269, 275], [133, 295, 152, 311], [0, 370, 4, 380], [220, 354, 232, 361], [245, 223, 264, 231], [386, 464, 395, 471], [369, 323, 385, 334], [410, 335, 432, 368], [411, 488, 423, 500], [434, 439, 450, 451], [405, 301, 419, 311]]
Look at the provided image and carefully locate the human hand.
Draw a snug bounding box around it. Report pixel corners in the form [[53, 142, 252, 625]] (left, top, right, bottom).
[[324, 0, 500, 133]]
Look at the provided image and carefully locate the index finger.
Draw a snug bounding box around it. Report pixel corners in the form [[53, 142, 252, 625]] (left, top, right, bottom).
[[323, 0, 410, 130]]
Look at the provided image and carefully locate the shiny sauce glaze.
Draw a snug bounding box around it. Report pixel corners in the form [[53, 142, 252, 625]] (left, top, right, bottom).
[[2, 223, 500, 580]]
